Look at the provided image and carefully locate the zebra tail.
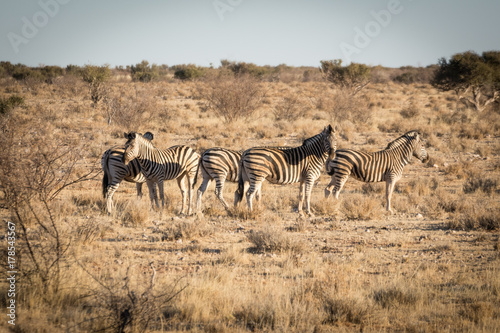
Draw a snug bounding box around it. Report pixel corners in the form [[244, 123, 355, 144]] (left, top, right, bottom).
[[236, 162, 245, 203], [327, 166, 335, 176], [102, 155, 110, 198], [192, 156, 201, 189]]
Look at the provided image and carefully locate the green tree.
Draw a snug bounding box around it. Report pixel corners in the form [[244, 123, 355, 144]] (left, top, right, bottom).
[[319, 59, 371, 95], [173, 64, 207, 80], [81, 65, 111, 106], [130, 60, 158, 82], [432, 51, 500, 111]]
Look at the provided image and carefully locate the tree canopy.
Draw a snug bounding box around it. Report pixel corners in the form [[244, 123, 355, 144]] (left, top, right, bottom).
[[432, 51, 500, 111]]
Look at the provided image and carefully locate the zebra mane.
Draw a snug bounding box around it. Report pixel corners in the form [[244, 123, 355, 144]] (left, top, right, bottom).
[[385, 131, 419, 150], [302, 131, 324, 146]]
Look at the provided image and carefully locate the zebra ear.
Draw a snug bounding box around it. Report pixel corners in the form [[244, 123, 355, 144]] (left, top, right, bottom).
[[143, 132, 154, 141], [325, 124, 336, 134], [123, 132, 129, 139]]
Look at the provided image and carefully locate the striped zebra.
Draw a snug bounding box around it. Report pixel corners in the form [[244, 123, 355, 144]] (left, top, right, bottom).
[[122, 132, 199, 215], [324, 130, 429, 213], [236, 125, 337, 216], [101, 132, 153, 214], [196, 147, 243, 215]]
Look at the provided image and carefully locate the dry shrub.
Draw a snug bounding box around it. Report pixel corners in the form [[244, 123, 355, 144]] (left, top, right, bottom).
[[448, 198, 499, 230], [120, 199, 151, 227], [444, 160, 475, 179], [77, 264, 186, 332], [75, 218, 106, 245], [322, 295, 370, 325], [247, 227, 304, 254], [463, 173, 498, 195], [198, 74, 264, 123], [460, 301, 495, 324], [316, 88, 371, 126], [229, 204, 266, 220], [372, 286, 421, 308], [312, 198, 340, 217], [102, 93, 154, 128], [400, 99, 420, 119], [272, 91, 311, 121], [341, 194, 383, 220], [162, 219, 213, 241], [216, 246, 249, 265]]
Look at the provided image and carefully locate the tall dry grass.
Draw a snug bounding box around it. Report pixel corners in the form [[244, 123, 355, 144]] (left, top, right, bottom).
[[0, 73, 499, 332]]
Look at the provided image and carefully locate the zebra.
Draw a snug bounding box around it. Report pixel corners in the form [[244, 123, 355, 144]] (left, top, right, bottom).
[[101, 132, 153, 214], [196, 147, 243, 215], [324, 130, 429, 213], [122, 132, 199, 215], [235, 125, 337, 216]]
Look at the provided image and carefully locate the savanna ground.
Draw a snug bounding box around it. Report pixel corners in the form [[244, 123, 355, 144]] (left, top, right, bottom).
[[0, 67, 499, 332]]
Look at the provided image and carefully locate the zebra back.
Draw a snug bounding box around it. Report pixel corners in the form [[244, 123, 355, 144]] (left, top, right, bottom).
[[200, 147, 242, 183], [241, 125, 336, 184], [101, 146, 146, 197], [327, 130, 428, 182], [123, 132, 200, 182]]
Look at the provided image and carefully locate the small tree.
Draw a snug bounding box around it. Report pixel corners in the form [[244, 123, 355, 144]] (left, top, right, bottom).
[[81, 65, 111, 106], [198, 74, 264, 123], [130, 60, 158, 82], [173, 64, 207, 80], [319, 59, 371, 95], [432, 51, 500, 111]]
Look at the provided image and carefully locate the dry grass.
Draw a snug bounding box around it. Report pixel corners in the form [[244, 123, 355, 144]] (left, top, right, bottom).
[[0, 76, 499, 332]]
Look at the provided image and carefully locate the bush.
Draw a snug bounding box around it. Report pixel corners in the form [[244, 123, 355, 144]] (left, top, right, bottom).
[[80, 65, 111, 105], [173, 64, 207, 80], [247, 227, 304, 254], [0, 95, 24, 115], [198, 74, 264, 122], [272, 93, 310, 121], [222, 60, 280, 79], [319, 59, 371, 94], [130, 60, 159, 82]]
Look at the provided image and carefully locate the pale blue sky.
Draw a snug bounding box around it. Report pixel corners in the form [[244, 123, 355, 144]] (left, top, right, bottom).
[[1, 0, 499, 68]]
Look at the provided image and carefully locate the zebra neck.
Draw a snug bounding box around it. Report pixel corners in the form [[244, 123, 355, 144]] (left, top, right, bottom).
[[137, 143, 158, 164], [399, 144, 414, 165]]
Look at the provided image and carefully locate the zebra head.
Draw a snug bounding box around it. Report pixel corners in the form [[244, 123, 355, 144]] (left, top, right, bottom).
[[122, 132, 154, 165], [323, 124, 337, 171], [409, 131, 430, 163]]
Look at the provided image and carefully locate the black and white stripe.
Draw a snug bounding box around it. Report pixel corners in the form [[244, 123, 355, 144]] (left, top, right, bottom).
[[101, 132, 152, 214], [236, 125, 337, 216], [324, 130, 429, 212], [196, 147, 242, 214], [102, 146, 145, 214], [123, 132, 199, 215]]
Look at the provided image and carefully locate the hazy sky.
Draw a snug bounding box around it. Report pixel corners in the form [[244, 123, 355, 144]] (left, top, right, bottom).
[[1, 0, 499, 68]]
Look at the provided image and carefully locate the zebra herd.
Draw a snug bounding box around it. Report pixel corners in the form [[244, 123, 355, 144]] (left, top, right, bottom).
[[101, 126, 429, 216]]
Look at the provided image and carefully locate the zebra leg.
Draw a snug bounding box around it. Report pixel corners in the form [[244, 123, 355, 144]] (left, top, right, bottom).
[[196, 177, 212, 215], [246, 180, 263, 212], [177, 176, 188, 215], [158, 180, 165, 209], [298, 180, 306, 216], [106, 184, 118, 214], [186, 172, 196, 216], [147, 180, 159, 209], [304, 179, 316, 217], [235, 179, 250, 207], [385, 179, 396, 213], [324, 178, 335, 199], [136, 183, 143, 200], [333, 178, 348, 200], [215, 177, 229, 210], [255, 186, 262, 203]]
